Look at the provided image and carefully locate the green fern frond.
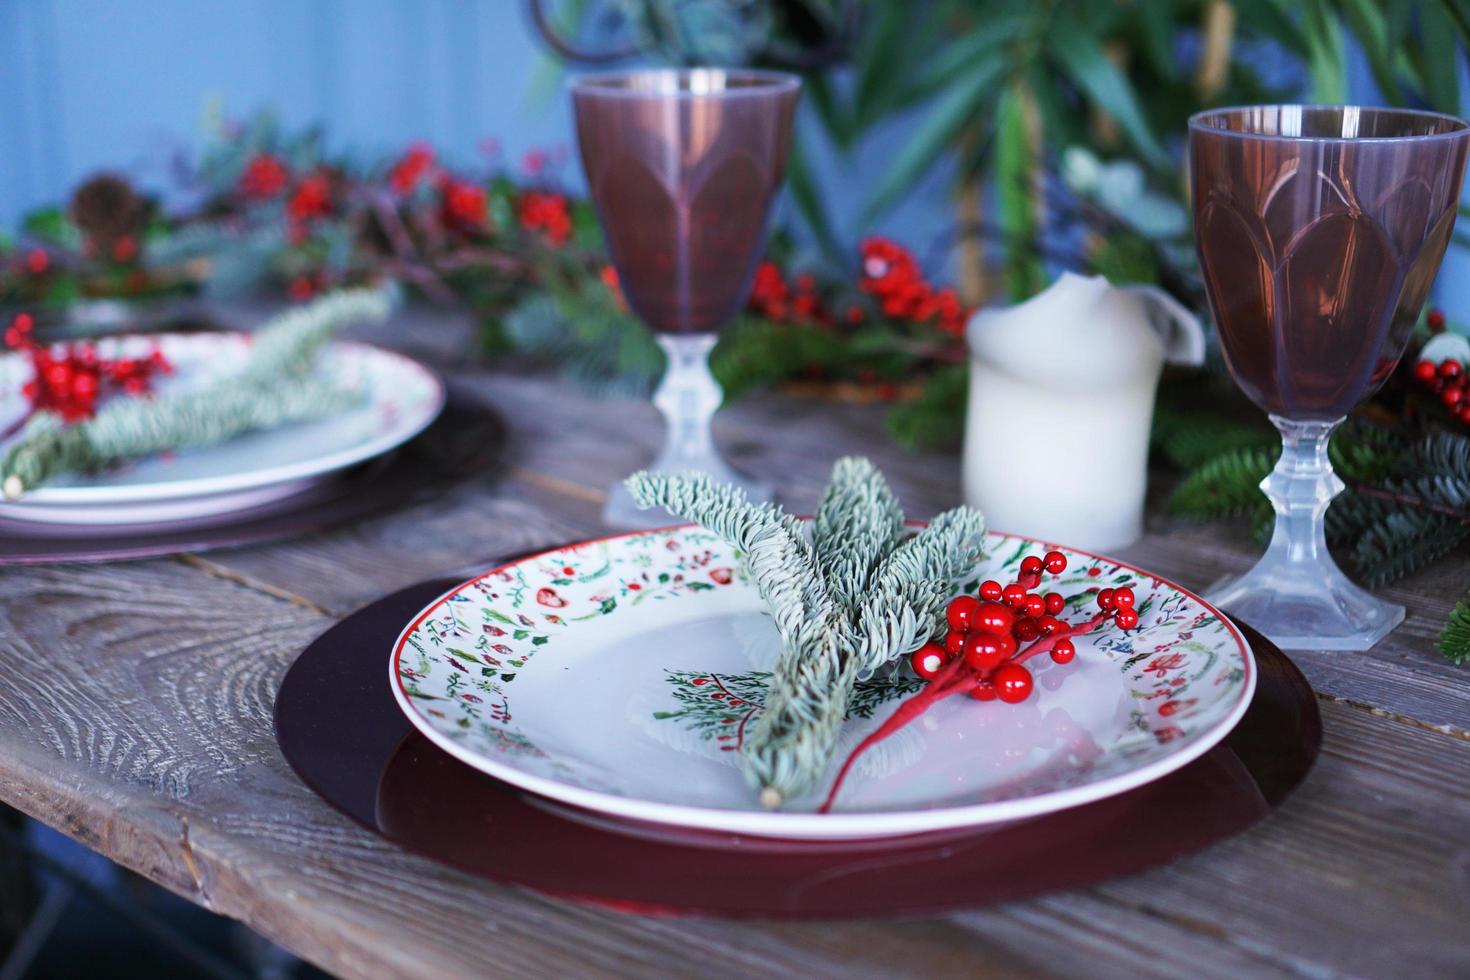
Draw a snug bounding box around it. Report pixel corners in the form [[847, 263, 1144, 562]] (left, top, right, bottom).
[[1437, 594, 1470, 664]]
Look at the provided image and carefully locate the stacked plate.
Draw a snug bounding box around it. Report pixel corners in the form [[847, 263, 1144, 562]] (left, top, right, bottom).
[[0, 332, 444, 530], [388, 524, 1257, 841]]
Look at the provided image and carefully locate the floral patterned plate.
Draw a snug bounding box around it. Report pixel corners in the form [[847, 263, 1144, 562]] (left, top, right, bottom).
[[390, 524, 1254, 841]]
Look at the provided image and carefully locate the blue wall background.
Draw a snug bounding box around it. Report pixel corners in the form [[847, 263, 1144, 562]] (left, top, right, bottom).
[[0, 0, 1462, 309]]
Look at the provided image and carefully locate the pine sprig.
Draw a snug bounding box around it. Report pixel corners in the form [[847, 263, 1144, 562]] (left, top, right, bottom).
[[625, 463, 986, 809], [1168, 445, 1275, 522], [1437, 594, 1470, 664]]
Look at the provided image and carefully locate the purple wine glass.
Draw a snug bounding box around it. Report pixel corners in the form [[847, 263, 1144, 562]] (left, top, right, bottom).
[[1190, 105, 1470, 650], [572, 69, 801, 527]]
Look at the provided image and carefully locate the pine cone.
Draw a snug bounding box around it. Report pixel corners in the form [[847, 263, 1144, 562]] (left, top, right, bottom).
[[69, 173, 144, 248]]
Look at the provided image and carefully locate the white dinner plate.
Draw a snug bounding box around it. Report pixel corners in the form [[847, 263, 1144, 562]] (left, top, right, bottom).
[[0, 333, 444, 525], [391, 524, 1255, 841]]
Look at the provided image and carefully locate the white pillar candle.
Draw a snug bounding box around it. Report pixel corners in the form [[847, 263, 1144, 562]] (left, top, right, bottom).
[[963, 272, 1203, 552]]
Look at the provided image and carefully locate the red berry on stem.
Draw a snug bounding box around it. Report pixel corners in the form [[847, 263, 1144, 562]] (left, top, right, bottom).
[[944, 630, 967, 656], [992, 663, 1034, 704], [1020, 555, 1043, 577], [1002, 583, 1027, 607], [1116, 609, 1140, 630], [978, 580, 1003, 601], [1044, 592, 1066, 614], [1043, 550, 1068, 574], [1014, 617, 1041, 642], [910, 642, 948, 680], [1441, 359, 1463, 380], [1113, 587, 1135, 609], [974, 602, 1015, 636], [1415, 359, 1440, 383], [1445, 386, 1465, 408], [1428, 308, 1447, 332], [963, 632, 1015, 672], [970, 682, 998, 701], [1459, 405, 1470, 426], [1051, 638, 1076, 664], [946, 595, 980, 632], [1037, 615, 1063, 636], [1097, 588, 1117, 611]]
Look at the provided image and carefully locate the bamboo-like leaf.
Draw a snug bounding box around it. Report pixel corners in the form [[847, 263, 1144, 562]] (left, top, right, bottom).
[[1419, 0, 1461, 113], [863, 58, 1006, 221], [785, 132, 843, 265], [1302, 0, 1348, 103], [1046, 29, 1166, 167]]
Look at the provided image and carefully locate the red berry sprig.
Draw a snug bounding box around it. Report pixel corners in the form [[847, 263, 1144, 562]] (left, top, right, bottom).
[[3, 312, 171, 423], [820, 550, 1136, 812], [1411, 355, 1470, 428]]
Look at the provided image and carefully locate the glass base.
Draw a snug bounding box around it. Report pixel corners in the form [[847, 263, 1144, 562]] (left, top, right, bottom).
[[1206, 561, 1404, 652], [603, 473, 773, 529]]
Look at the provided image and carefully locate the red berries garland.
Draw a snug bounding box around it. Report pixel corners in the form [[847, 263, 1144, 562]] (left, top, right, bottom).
[[858, 237, 967, 335], [1411, 354, 1470, 428], [821, 550, 1137, 812], [3, 312, 171, 423]]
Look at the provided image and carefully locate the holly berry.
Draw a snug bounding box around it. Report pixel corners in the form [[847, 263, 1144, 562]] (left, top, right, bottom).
[[1037, 615, 1063, 636], [1444, 386, 1464, 409], [1044, 592, 1066, 614], [946, 595, 980, 632], [910, 642, 949, 680], [973, 602, 1015, 636], [963, 632, 1015, 672], [1014, 617, 1041, 642], [969, 682, 998, 701], [1416, 359, 1440, 382], [1441, 359, 1463, 380], [992, 664, 1034, 704], [1050, 639, 1076, 664], [1428, 308, 1447, 332], [944, 630, 967, 656], [1020, 555, 1044, 577], [1097, 588, 1117, 610], [1021, 593, 1047, 618], [1002, 583, 1027, 607], [1112, 587, 1135, 609], [1043, 550, 1068, 574], [1116, 609, 1140, 630], [978, 579, 1003, 601]]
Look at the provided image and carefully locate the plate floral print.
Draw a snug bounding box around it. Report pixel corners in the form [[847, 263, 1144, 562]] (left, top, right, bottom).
[[392, 524, 1253, 817]]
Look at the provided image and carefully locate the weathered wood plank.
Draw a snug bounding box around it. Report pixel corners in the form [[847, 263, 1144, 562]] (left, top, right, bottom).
[[0, 560, 1467, 977]]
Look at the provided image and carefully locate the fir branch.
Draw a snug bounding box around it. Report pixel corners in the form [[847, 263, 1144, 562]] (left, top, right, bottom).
[[1350, 510, 1469, 588], [1437, 593, 1470, 664], [244, 286, 393, 380], [813, 456, 904, 616], [1168, 445, 1275, 522], [625, 464, 986, 810], [2, 380, 359, 497]]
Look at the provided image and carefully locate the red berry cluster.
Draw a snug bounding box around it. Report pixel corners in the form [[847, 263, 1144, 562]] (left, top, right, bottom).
[[821, 552, 1138, 811], [238, 154, 289, 200], [908, 551, 1137, 704], [439, 177, 490, 233], [1411, 356, 1470, 427], [518, 191, 573, 246], [748, 261, 828, 325], [388, 143, 436, 195], [287, 173, 333, 224], [858, 237, 967, 335], [3, 313, 171, 422]]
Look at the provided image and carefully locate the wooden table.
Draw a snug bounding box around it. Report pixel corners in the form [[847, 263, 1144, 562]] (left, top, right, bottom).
[[1, 308, 1467, 979]]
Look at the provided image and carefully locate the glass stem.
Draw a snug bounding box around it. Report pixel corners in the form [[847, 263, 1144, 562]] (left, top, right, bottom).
[[1261, 415, 1342, 566], [649, 334, 735, 479]]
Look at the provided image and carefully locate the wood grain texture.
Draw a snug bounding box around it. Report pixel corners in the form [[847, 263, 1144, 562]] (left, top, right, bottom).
[[0, 305, 1467, 977]]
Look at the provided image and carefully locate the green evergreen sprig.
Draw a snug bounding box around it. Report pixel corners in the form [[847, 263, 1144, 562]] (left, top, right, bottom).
[[1437, 594, 1470, 664], [626, 461, 986, 808]]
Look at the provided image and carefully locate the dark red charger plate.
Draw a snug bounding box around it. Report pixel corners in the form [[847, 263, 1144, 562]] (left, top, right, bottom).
[[0, 385, 504, 564], [275, 572, 1320, 919]]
